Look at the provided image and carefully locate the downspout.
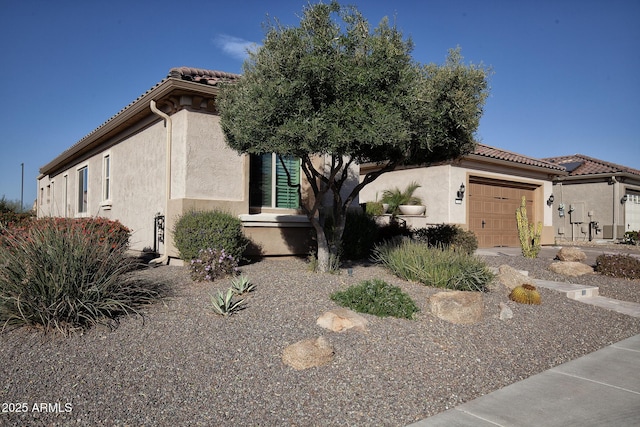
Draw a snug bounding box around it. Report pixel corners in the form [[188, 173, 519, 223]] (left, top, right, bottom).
[[611, 176, 619, 240], [149, 100, 172, 265]]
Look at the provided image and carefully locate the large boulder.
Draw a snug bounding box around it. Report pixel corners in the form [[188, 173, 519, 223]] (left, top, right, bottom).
[[556, 247, 587, 262], [429, 291, 483, 325], [497, 265, 534, 291], [317, 308, 368, 332], [549, 261, 594, 277], [282, 337, 334, 370]]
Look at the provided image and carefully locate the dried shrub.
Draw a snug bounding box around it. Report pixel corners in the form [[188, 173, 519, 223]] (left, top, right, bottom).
[[595, 253, 640, 279]]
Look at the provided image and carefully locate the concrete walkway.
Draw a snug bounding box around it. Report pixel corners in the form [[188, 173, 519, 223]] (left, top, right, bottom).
[[409, 334, 640, 427], [409, 246, 640, 426]]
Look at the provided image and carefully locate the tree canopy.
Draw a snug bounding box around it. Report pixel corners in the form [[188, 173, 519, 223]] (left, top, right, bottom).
[[218, 1, 490, 271]]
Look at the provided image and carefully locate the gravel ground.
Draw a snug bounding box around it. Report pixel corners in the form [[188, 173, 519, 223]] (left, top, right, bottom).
[[1, 245, 639, 426]]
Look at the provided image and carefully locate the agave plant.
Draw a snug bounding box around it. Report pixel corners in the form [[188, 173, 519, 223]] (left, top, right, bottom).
[[210, 288, 245, 316], [230, 275, 255, 295], [381, 182, 423, 216]]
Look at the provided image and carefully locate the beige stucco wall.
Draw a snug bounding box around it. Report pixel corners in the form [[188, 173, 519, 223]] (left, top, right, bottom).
[[359, 163, 555, 245], [37, 118, 170, 251], [37, 107, 322, 259], [359, 164, 466, 227], [552, 180, 617, 242], [37, 109, 249, 254]]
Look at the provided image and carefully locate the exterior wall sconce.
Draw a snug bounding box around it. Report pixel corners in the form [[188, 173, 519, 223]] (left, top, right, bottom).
[[621, 194, 628, 204], [547, 194, 554, 206], [455, 183, 465, 203]]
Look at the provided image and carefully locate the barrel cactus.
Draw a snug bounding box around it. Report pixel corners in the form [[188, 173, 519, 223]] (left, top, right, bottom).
[[509, 284, 541, 305]]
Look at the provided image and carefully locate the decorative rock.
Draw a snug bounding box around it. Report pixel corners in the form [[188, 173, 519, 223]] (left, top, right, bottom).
[[556, 247, 587, 262], [549, 261, 594, 277], [317, 308, 368, 332], [497, 264, 534, 291], [429, 291, 483, 325], [499, 302, 513, 320], [282, 337, 334, 370]]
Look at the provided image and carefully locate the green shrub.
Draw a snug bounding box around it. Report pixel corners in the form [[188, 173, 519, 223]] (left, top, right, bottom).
[[189, 247, 239, 281], [375, 220, 412, 245], [595, 253, 640, 279], [413, 224, 478, 255], [173, 210, 248, 261], [0, 218, 164, 333], [341, 211, 379, 260], [330, 279, 419, 319], [371, 240, 494, 292], [364, 202, 384, 216]]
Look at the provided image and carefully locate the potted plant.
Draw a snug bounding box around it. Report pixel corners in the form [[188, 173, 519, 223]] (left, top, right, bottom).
[[381, 182, 425, 216]]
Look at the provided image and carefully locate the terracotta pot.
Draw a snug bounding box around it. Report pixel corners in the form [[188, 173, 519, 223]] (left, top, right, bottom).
[[399, 205, 425, 215]]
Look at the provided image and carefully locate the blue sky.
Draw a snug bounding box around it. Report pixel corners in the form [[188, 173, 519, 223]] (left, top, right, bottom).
[[1, 0, 639, 206]]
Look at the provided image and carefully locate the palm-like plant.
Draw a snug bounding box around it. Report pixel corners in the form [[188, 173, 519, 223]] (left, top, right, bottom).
[[381, 182, 423, 215]]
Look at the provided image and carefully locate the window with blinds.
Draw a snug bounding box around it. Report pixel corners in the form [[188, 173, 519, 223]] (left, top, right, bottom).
[[250, 153, 300, 209]]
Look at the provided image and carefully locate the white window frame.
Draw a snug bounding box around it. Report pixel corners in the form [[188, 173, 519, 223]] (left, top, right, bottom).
[[101, 153, 112, 209], [250, 153, 300, 210], [63, 174, 68, 217], [77, 164, 89, 216]]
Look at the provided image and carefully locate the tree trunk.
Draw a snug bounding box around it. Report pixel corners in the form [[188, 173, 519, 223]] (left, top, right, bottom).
[[310, 215, 331, 272]]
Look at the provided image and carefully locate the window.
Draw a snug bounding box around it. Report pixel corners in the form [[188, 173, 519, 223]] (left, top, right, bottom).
[[103, 154, 111, 201], [249, 154, 300, 209], [78, 166, 88, 213], [63, 174, 68, 217]]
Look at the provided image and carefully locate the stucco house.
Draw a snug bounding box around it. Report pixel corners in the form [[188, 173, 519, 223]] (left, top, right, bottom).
[[37, 66, 358, 261], [542, 154, 640, 242], [359, 144, 567, 248]]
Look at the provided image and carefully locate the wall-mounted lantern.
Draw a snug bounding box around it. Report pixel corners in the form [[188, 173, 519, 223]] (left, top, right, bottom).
[[455, 183, 465, 203], [547, 194, 554, 206], [621, 194, 628, 204]]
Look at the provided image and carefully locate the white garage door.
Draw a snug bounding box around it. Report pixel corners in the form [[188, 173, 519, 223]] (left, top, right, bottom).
[[624, 193, 640, 232]]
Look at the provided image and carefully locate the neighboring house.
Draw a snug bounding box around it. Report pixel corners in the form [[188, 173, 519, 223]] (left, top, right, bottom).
[[542, 154, 640, 242], [37, 66, 356, 260], [360, 144, 567, 248]]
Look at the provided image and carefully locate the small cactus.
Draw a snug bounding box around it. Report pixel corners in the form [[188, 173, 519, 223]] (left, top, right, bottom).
[[509, 284, 541, 305]]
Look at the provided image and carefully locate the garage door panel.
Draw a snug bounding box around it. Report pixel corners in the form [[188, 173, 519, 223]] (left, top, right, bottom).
[[469, 179, 537, 248]]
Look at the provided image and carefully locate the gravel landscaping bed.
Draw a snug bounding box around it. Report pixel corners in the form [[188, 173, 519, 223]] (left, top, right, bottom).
[[1, 248, 639, 426]]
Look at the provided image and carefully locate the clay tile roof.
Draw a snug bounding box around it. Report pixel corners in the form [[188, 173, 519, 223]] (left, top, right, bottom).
[[542, 154, 640, 177], [472, 144, 566, 172], [168, 66, 241, 85], [40, 67, 242, 175]]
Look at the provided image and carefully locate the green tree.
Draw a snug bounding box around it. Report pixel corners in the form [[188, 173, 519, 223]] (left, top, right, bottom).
[[0, 196, 23, 214], [218, 1, 490, 272]]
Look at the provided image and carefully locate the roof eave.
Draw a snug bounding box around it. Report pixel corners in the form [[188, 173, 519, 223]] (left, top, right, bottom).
[[465, 153, 568, 175], [39, 78, 222, 176], [555, 171, 640, 182]]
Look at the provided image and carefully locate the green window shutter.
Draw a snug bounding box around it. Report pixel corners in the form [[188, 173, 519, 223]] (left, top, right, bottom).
[[276, 155, 300, 209]]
